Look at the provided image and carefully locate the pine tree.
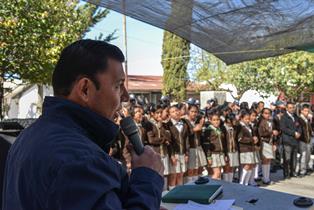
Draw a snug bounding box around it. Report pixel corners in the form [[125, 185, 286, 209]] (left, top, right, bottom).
[[161, 31, 190, 101]]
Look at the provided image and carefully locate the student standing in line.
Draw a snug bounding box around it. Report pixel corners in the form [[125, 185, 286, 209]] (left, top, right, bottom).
[[298, 104, 313, 177], [236, 111, 259, 185], [147, 104, 172, 190], [202, 113, 227, 180], [223, 114, 239, 182], [186, 104, 207, 182], [258, 108, 279, 184], [249, 110, 260, 186], [166, 105, 192, 189]]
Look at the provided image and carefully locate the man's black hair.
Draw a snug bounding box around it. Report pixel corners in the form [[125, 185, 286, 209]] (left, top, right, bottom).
[[301, 103, 310, 110], [286, 101, 295, 106], [52, 39, 125, 96]]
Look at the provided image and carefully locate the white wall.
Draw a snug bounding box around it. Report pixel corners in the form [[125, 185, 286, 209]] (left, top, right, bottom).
[[18, 85, 38, 118], [7, 98, 19, 119], [6, 85, 54, 119], [218, 83, 277, 108], [240, 90, 277, 108]]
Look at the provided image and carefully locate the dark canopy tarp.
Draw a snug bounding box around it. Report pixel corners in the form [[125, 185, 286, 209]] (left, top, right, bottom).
[[86, 0, 314, 64]]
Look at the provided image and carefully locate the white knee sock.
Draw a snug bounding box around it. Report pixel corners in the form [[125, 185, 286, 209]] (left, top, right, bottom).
[[169, 186, 176, 191], [228, 173, 234, 182], [254, 165, 259, 179], [163, 177, 168, 191], [249, 171, 256, 185], [244, 170, 252, 185], [240, 169, 248, 185], [266, 164, 271, 182], [187, 176, 193, 183], [262, 164, 270, 182], [262, 164, 267, 182], [184, 176, 189, 184], [223, 173, 229, 181]]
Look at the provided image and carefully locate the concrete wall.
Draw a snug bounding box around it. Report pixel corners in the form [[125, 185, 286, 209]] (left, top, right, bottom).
[[6, 85, 53, 119]]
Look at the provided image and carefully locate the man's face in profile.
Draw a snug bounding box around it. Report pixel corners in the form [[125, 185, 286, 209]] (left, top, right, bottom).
[[287, 104, 295, 114], [87, 58, 129, 120]]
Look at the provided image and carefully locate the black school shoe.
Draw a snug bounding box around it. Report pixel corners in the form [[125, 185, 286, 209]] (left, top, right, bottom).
[[262, 181, 272, 185], [298, 174, 305, 178], [254, 177, 262, 182], [291, 173, 298, 178]]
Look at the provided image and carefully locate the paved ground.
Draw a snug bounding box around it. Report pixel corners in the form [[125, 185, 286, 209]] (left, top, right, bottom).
[[259, 169, 314, 199], [259, 153, 314, 199]]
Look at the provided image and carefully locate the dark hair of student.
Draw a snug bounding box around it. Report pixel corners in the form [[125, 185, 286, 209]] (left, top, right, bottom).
[[225, 113, 236, 124], [257, 108, 272, 127], [129, 105, 143, 117], [177, 103, 186, 110], [159, 103, 169, 110], [239, 110, 250, 119], [52, 39, 125, 96], [169, 104, 179, 111], [251, 102, 258, 111], [249, 109, 258, 116], [208, 112, 220, 121], [150, 104, 163, 114], [188, 104, 199, 111], [240, 102, 249, 111]]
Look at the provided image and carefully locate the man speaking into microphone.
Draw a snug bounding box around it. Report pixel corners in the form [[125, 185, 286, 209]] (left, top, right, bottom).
[[2, 40, 164, 210]]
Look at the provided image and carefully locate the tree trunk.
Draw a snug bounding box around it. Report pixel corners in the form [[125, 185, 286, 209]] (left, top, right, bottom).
[[0, 73, 4, 120], [36, 84, 44, 117]]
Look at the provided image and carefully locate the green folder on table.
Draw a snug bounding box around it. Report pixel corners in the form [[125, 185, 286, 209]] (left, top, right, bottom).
[[162, 184, 223, 204]]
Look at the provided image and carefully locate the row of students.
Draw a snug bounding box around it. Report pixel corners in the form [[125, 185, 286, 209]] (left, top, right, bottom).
[[112, 101, 312, 190]]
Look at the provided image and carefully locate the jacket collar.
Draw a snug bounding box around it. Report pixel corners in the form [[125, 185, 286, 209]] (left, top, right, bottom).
[[42, 96, 119, 151], [300, 114, 308, 122]]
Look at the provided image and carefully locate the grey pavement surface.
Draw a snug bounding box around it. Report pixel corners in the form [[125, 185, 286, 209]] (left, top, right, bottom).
[[260, 169, 314, 199]]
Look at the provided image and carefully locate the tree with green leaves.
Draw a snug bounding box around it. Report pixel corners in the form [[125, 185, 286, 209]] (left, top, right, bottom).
[[191, 50, 228, 91], [161, 31, 190, 101], [0, 0, 115, 117], [193, 50, 314, 102], [228, 51, 314, 101], [190, 50, 258, 100]]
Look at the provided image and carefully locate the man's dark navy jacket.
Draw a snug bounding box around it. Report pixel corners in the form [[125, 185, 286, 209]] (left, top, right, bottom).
[[2, 97, 163, 210]]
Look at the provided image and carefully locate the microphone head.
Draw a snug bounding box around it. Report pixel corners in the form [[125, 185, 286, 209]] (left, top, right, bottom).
[[120, 116, 145, 155], [120, 116, 138, 136]]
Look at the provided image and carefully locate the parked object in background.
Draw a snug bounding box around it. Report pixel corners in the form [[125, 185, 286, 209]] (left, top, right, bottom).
[[0, 119, 35, 207]]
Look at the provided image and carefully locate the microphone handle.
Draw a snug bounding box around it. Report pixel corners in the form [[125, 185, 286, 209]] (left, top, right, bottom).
[[129, 133, 145, 155]]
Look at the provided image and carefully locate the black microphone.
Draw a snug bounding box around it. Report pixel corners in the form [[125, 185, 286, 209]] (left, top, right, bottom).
[[120, 116, 145, 155]]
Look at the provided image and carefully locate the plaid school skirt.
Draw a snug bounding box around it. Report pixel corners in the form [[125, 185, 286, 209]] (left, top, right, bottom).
[[240, 152, 256, 164]]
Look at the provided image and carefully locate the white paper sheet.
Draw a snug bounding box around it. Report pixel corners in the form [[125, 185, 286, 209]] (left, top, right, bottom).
[[173, 200, 235, 210]]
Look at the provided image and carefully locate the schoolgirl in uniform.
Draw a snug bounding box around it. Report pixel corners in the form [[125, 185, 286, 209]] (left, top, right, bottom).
[[202, 113, 227, 180], [148, 104, 171, 190], [166, 105, 192, 189], [223, 114, 239, 182], [249, 109, 261, 186], [186, 104, 207, 182], [236, 111, 259, 185], [258, 108, 278, 184]]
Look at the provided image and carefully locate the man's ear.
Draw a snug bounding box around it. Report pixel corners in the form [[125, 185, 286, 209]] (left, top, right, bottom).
[[72, 77, 94, 103]]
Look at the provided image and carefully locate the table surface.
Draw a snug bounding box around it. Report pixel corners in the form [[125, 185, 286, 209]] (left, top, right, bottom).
[[161, 178, 314, 210]]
